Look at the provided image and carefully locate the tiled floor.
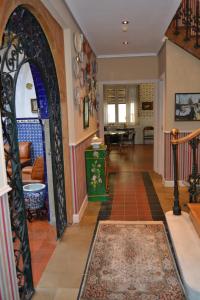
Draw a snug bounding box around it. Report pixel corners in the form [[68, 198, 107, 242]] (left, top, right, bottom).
[[28, 219, 56, 286], [33, 144, 189, 299], [109, 172, 153, 221]]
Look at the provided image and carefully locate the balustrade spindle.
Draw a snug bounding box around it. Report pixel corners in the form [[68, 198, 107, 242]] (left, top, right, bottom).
[[188, 138, 199, 202], [193, 0, 200, 47], [173, 5, 182, 35], [171, 129, 181, 215], [183, 0, 193, 41]]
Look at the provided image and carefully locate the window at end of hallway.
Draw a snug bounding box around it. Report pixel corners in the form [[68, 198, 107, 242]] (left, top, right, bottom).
[[107, 104, 116, 123]]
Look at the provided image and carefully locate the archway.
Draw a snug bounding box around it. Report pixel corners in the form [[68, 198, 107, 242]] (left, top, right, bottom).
[[0, 6, 67, 298]]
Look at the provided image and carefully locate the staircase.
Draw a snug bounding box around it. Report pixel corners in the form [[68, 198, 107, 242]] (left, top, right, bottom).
[[188, 203, 200, 237], [166, 0, 200, 60], [166, 128, 200, 300]]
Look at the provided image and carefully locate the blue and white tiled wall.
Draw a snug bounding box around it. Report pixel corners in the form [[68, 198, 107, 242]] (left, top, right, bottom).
[[30, 64, 49, 120], [17, 119, 44, 163], [16, 64, 50, 163]]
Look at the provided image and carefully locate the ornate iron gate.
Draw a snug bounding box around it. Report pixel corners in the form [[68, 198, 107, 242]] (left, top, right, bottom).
[[0, 6, 67, 298]]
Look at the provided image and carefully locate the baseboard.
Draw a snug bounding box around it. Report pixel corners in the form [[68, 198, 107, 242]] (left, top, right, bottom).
[[163, 180, 187, 187], [73, 195, 88, 223]]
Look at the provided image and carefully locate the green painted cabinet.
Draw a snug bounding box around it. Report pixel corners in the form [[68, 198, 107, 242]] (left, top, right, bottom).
[[85, 145, 109, 201]]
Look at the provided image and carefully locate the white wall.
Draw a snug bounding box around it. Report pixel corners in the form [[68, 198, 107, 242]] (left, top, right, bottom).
[[15, 63, 38, 119]]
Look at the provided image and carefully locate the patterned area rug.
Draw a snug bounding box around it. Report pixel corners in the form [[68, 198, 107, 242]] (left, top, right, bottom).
[[78, 221, 185, 300]]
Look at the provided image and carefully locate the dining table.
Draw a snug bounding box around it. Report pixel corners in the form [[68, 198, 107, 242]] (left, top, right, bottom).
[[104, 130, 126, 150]]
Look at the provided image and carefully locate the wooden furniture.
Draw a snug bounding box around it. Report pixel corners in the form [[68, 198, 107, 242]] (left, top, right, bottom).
[[85, 145, 109, 201], [22, 156, 44, 184], [143, 126, 154, 144], [4, 141, 32, 175], [104, 131, 125, 151], [121, 128, 135, 145]]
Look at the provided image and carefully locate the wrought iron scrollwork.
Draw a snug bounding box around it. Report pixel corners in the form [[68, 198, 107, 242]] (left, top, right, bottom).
[[1, 5, 67, 299]]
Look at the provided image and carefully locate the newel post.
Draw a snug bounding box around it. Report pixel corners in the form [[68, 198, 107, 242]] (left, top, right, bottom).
[[171, 128, 181, 215]]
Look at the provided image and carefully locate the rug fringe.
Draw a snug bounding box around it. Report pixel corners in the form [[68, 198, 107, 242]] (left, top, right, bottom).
[[99, 220, 164, 225]]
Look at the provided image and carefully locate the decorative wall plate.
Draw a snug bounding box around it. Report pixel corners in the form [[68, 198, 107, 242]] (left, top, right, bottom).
[[81, 53, 87, 69], [74, 32, 83, 53], [79, 69, 84, 87], [26, 83, 33, 90], [92, 60, 98, 75], [73, 58, 80, 78], [78, 51, 84, 63], [74, 86, 81, 105]]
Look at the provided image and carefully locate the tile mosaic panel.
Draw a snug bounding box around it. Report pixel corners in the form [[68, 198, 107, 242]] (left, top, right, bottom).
[[17, 119, 44, 162]]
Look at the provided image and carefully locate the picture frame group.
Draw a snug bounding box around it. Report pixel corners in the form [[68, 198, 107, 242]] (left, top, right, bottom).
[[175, 93, 200, 121]]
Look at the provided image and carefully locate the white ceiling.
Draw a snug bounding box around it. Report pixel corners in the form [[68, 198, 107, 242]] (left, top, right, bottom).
[[64, 0, 180, 57]]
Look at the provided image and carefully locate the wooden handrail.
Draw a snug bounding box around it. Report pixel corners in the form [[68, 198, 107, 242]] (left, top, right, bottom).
[[171, 128, 200, 144]]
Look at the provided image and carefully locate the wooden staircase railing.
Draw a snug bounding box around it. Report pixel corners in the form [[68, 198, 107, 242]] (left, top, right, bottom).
[[171, 128, 200, 215], [166, 0, 200, 59]]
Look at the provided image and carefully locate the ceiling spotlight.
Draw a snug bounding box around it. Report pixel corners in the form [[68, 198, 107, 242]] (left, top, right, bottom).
[[122, 20, 129, 25], [123, 41, 129, 45]]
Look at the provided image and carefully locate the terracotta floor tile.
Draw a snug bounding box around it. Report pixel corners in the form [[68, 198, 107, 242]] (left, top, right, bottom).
[[124, 216, 139, 221], [110, 215, 125, 220]]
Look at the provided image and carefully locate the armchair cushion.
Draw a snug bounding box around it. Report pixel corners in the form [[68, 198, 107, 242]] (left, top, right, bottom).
[[22, 156, 44, 184], [4, 141, 32, 168], [19, 142, 32, 160]]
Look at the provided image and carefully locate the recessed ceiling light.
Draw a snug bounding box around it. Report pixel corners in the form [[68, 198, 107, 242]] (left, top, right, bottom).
[[123, 41, 129, 45], [122, 20, 129, 25]]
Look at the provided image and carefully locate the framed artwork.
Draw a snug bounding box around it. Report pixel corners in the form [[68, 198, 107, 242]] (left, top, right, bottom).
[[142, 102, 153, 110], [175, 93, 200, 121], [83, 96, 89, 128], [31, 98, 38, 113]]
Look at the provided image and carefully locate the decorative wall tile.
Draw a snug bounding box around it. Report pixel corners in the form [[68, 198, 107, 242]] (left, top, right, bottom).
[[17, 119, 44, 162], [30, 64, 49, 119]]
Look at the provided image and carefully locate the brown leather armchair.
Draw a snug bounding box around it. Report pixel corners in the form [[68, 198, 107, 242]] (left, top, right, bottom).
[[22, 156, 44, 184], [5, 141, 32, 175]]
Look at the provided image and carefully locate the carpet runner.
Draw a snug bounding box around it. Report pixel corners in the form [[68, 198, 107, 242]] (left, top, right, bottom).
[[78, 221, 185, 300]]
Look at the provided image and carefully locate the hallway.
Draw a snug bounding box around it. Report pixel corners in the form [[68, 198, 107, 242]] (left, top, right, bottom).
[[98, 145, 164, 222], [33, 144, 183, 299]]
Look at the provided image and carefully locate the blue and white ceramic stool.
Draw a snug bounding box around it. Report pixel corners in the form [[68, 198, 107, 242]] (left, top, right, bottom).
[[23, 183, 46, 221]]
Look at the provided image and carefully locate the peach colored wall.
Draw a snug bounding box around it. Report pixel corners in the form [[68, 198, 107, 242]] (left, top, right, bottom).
[[165, 40, 200, 131], [158, 44, 166, 77], [97, 56, 158, 81]]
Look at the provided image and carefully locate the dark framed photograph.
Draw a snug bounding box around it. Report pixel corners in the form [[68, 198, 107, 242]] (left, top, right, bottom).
[[175, 93, 200, 121], [142, 102, 153, 110], [31, 98, 38, 113], [83, 96, 89, 128]]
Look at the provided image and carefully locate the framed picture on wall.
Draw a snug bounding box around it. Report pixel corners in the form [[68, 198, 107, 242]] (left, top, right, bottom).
[[142, 102, 153, 110], [31, 98, 38, 113], [175, 93, 200, 121], [83, 96, 89, 128]]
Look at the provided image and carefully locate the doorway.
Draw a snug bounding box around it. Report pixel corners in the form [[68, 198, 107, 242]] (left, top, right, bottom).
[[0, 6, 67, 298], [103, 83, 155, 146]]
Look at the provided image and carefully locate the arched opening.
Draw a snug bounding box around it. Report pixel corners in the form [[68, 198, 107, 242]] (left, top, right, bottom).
[[0, 6, 67, 298]]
